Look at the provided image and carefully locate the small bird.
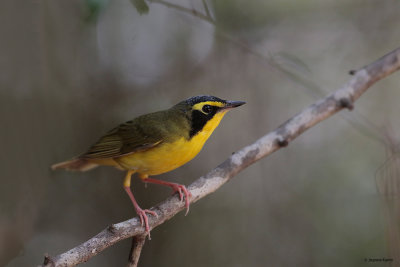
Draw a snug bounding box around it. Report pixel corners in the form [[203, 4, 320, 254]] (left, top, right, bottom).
[[52, 95, 245, 235]]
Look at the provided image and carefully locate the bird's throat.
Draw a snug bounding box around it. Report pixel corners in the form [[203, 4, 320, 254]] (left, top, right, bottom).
[[190, 110, 228, 141]]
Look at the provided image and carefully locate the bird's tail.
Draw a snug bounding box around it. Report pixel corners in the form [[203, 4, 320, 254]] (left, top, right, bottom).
[[51, 158, 98, 172]]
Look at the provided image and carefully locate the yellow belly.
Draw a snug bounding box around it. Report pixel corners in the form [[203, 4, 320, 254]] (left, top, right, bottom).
[[115, 136, 206, 175]]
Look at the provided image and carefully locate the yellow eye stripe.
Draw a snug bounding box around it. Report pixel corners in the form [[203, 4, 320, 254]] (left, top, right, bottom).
[[192, 101, 225, 114]]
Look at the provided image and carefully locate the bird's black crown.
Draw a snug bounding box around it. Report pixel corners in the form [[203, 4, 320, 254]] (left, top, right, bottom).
[[185, 95, 226, 106]]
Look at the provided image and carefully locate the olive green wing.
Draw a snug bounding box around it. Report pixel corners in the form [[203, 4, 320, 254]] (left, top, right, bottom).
[[82, 118, 164, 159]]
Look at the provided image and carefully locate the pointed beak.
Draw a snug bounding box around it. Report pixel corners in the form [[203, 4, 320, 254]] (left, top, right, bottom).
[[223, 100, 246, 110]]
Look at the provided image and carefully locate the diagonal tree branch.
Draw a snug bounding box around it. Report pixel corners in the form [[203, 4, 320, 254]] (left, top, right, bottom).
[[41, 47, 400, 266]]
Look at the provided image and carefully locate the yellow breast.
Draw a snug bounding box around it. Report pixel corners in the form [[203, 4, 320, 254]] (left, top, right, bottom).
[[115, 111, 228, 176]]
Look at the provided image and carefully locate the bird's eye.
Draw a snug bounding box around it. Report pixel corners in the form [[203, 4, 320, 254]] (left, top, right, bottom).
[[202, 105, 212, 113]]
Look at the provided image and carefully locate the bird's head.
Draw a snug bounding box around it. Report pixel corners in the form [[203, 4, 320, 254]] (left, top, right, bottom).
[[175, 95, 245, 138]]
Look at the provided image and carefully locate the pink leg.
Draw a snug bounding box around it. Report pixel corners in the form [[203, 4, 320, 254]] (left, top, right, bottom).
[[124, 186, 157, 237], [144, 178, 192, 215]]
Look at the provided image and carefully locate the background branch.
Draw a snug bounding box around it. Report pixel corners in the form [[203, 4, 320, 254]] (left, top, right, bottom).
[[147, 0, 214, 23], [127, 235, 146, 267], [41, 47, 400, 266]]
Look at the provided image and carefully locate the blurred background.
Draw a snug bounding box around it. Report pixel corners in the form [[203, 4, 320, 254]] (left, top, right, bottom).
[[2, 0, 400, 266]]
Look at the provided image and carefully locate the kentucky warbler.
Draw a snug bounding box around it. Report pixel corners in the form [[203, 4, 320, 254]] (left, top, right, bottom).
[[52, 95, 245, 234]]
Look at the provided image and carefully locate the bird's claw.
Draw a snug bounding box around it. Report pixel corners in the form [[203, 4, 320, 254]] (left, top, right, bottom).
[[136, 208, 158, 239], [171, 184, 192, 216], [141, 178, 192, 216]]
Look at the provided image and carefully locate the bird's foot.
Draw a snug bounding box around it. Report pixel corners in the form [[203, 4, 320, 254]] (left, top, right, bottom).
[[143, 178, 192, 215], [135, 207, 158, 239], [124, 185, 158, 239], [169, 183, 192, 215]]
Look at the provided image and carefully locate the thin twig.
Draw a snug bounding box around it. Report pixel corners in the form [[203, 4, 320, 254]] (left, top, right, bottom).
[[147, 0, 214, 23], [127, 235, 146, 267], [40, 47, 400, 267], [201, 0, 211, 18]]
